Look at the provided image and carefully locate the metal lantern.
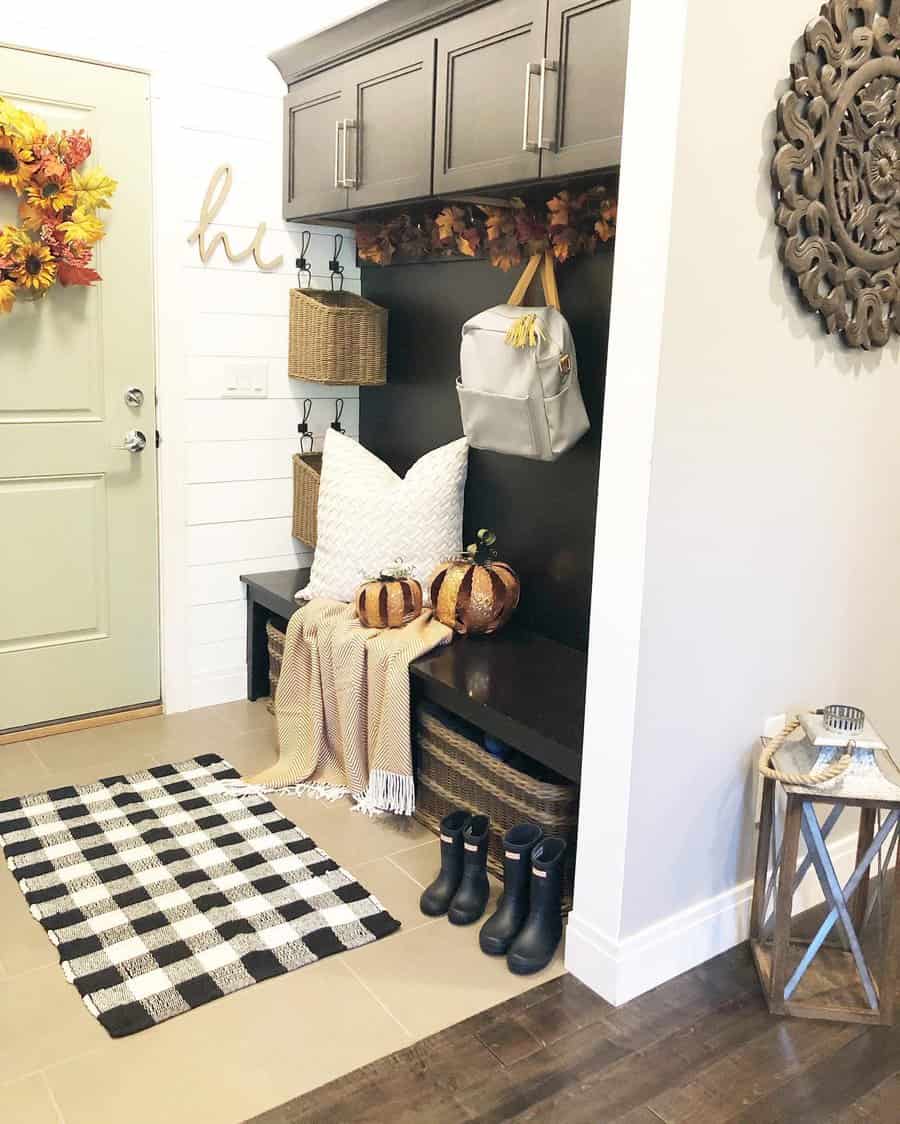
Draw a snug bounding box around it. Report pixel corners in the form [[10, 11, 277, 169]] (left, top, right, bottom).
[[751, 706, 900, 1025]]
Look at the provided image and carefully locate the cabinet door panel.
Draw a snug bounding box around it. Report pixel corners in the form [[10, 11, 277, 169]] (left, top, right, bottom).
[[348, 33, 436, 209], [434, 0, 546, 194], [284, 70, 350, 219], [543, 0, 629, 177]]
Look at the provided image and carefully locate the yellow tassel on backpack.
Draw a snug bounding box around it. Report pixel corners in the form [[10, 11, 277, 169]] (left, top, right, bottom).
[[504, 312, 546, 349]]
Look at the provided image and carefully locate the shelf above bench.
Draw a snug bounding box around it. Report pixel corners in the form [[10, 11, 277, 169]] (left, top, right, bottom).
[[240, 569, 585, 784]]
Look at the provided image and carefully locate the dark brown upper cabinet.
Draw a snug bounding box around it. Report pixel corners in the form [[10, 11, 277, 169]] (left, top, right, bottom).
[[542, 0, 629, 177], [344, 32, 436, 210], [276, 0, 630, 220], [284, 69, 352, 219], [433, 0, 547, 194]]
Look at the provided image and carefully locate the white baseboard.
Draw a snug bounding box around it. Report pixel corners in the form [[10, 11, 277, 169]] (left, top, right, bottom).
[[565, 830, 859, 1007], [189, 667, 247, 710]]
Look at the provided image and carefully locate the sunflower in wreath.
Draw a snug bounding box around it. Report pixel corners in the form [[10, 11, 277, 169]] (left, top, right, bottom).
[[0, 96, 117, 316]]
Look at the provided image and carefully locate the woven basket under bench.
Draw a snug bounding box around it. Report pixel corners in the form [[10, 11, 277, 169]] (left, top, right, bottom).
[[414, 702, 578, 910], [265, 621, 286, 714]]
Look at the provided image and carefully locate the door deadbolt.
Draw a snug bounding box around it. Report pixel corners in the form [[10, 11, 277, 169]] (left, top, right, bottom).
[[124, 386, 144, 407]]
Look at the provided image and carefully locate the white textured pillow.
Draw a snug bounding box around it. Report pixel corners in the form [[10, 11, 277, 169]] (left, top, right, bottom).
[[299, 430, 469, 604]]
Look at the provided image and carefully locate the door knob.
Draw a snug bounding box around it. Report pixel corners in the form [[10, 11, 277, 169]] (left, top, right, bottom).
[[124, 386, 144, 407], [116, 429, 147, 453]]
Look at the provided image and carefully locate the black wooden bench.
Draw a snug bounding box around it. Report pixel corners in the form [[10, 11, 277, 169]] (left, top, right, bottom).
[[241, 569, 585, 782]]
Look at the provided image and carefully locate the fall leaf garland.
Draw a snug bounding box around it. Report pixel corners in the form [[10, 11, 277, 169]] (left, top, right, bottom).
[[356, 187, 617, 270], [0, 96, 117, 316]]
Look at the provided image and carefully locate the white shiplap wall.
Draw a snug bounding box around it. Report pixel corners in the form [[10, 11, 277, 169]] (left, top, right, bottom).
[[179, 100, 360, 709]]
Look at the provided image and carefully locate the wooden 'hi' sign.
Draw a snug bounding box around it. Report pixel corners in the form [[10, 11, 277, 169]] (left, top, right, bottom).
[[187, 164, 283, 271]]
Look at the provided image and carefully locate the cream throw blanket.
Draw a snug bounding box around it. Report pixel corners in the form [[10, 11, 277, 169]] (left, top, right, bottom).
[[246, 599, 452, 815]]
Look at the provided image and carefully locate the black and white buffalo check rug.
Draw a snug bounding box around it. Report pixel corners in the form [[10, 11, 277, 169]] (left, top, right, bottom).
[[0, 753, 400, 1037]]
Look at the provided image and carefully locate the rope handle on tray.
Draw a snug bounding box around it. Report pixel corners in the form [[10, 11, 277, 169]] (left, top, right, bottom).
[[758, 716, 853, 786]]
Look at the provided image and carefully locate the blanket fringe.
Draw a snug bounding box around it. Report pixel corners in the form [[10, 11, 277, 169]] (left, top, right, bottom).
[[222, 777, 351, 803], [288, 781, 351, 803], [353, 770, 416, 817]]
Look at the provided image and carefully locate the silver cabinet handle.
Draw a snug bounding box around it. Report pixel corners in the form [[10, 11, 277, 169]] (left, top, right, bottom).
[[334, 119, 344, 188], [113, 430, 147, 453], [342, 118, 358, 188], [537, 59, 558, 152], [522, 62, 540, 153]]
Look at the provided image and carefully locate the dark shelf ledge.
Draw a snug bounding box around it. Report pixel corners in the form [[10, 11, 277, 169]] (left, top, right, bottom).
[[240, 569, 585, 784]]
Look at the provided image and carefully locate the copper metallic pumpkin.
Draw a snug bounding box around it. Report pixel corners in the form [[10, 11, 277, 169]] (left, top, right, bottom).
[[429, 559, 520, 636], [355, 576, 423, 629]]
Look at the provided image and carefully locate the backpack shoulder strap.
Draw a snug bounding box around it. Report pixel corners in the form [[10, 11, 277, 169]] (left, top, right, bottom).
[[506, 251, 561, 311], [541, 250, 560, 311], [507, 253, 542, 306]]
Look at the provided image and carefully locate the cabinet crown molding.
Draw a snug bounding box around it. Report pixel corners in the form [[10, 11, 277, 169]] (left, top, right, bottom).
[[269, 0, 497, 84]]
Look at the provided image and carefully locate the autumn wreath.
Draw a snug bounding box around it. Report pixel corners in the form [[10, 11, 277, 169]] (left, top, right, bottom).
[[355, 186, 617, 270], [0, 96, 117, 316]]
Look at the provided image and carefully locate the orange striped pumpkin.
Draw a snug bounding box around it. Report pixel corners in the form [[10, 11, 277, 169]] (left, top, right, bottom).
[[355, 576, 423, 629], [429, 559, 520, 636]]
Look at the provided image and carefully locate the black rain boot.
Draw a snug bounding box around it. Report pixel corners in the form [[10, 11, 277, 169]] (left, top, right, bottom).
[[479, 823, 543, 955], [447, 814, 491, 925], [419, 810, 468, 916], [507, 836, 566, 974]]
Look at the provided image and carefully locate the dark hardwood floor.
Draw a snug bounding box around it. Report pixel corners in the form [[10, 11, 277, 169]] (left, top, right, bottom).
[[251, 935, 900, 1123]]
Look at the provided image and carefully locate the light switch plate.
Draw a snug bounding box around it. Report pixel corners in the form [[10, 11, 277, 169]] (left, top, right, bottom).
[[222, 360, 268, 399]]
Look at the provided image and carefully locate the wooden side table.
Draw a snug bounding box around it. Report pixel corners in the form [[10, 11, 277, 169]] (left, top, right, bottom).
[[750, 760, 900, 1025]]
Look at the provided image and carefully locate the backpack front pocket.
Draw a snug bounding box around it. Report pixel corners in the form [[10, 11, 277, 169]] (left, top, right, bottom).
[[542, 377, 590, 458], [457, 381, 542, 458]]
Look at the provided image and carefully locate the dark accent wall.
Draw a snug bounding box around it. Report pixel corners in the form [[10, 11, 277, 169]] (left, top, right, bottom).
[[360, 251, 613, 651]]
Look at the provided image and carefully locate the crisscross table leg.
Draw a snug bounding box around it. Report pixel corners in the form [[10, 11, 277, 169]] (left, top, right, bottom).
[[783, 803, 899, 1007], [760, 802, 844, 939]]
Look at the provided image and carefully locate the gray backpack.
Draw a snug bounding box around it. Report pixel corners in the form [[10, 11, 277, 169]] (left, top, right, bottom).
[[457, 251, 589, 462]]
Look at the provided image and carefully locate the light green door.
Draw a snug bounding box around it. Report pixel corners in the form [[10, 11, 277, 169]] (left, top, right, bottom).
[[0, 48, 159, 732]]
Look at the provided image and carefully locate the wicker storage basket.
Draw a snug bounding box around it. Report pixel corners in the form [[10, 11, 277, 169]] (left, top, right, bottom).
[[265, 621, 286, 714], [288, 288, 387, 386], [292, 452, 323, 547], [414, 702, 578, 910]]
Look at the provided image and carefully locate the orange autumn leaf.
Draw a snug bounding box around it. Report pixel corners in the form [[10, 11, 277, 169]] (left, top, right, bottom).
[[57, 261, 101, 286], [18, 200, 49, 231], [488, 237, 522, 271], [546, 191, 571, 228], [480, 206, 514, 242], [434, 205, 466, 243], [456, 227, 481, 256], [595, 218, 614, 242]]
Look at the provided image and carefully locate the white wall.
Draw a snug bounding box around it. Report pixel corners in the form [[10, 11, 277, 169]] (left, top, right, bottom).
[[569, 0, 900, 1004], [171, 82, 362, 710], [2, 0, 381, 711]]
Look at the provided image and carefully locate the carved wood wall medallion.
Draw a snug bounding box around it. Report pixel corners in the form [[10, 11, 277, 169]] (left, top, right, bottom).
[[774, 1, 900, 349]]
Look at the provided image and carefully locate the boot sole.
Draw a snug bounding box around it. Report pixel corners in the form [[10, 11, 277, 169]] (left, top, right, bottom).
[[479, 935, 510, 955], [506, 953, 553, 975], [419, 904, 450, 917], [447, 908, 485, 925]]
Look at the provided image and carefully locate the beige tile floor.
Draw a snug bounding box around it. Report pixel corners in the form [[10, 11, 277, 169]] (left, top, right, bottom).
[[0, 700, 564, 1124]]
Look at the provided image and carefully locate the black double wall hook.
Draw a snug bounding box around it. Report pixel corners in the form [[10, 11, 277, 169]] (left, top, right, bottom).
[[331, 398, 345, 434], [297, 397, 314, 453], [296, 230, 312, 289], [329, 233, 345, 292]]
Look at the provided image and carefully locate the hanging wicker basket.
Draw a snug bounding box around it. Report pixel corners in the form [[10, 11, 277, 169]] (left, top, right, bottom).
[[288, 288, 387, 386], [292, 451, 323, 547]]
